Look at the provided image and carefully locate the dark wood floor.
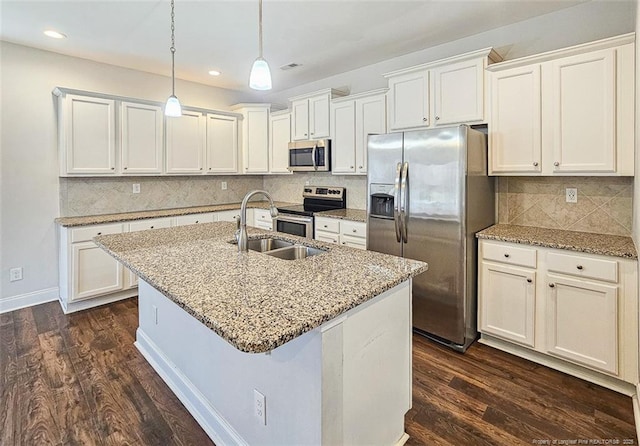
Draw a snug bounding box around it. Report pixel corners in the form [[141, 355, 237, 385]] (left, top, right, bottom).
[[1, 299, 636, 445]]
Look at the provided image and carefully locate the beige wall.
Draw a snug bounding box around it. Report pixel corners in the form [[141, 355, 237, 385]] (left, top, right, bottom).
[[0, 42, 249, 302], [497, 177, 633, 236]]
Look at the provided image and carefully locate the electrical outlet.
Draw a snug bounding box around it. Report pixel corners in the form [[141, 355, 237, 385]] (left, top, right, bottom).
[[133, 183, 141, 194], [565, 188, 577, 203], [305, 180, 310, 186], [221, 181, 228, 190], [9, 267, 23, 282], [254, 389, 266, 425]]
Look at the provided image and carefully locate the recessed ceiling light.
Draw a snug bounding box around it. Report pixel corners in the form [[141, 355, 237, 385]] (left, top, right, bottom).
[[208, 70, 221, 76], [44, 30, 67, 39]]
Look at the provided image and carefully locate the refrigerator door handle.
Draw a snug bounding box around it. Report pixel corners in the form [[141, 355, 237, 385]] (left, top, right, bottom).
[[400, 161, 409, 243], [394, 162, 402, 243]]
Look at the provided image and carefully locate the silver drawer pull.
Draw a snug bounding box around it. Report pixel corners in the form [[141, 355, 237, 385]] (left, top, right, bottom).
[[195, 220, 199, 224], [554, 161, 560, 167], [504, 253, 510, 258], [150, 226, 154, 229], [549, 283, 555, 288], [352, 229, 357, 233], [576, 265, 583, 270], [526, 278, 532, 283], [323, 225, 328, 228], [533, 161, 538, 167]]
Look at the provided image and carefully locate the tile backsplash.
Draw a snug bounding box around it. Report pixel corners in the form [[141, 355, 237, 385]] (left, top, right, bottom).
[[59, 176, 263, 217], [496, 176, 632, 236], [263, 173, 367, 209]]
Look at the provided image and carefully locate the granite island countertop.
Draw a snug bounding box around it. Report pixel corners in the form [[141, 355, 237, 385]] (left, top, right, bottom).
[[476, 224, 637, 259], [55, 201, 299, 227], [95, 222, 427, 353], [316, 208, 367, 222]]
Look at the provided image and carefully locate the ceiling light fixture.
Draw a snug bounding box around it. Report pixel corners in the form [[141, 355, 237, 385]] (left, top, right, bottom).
[[44, 30, 66, 39], [249, 0, 272, 90], [164, 0, 182, 117], [208, 70, 221, 76]]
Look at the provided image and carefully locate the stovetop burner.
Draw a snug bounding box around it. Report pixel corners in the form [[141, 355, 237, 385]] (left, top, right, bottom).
[[276, 186, 346, 216]]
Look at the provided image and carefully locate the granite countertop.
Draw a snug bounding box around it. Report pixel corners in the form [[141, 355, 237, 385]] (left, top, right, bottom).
[[476, 224, 637, 259], [316, 208, 367, 223], [95, 222, 427, 353], [55, 201, 299, 227]]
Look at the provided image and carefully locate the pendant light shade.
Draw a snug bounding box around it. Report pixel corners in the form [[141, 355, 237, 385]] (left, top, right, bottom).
[[165, 0, 182, 117], [249, 57, 272, 90], [249, 0, 272, 90]]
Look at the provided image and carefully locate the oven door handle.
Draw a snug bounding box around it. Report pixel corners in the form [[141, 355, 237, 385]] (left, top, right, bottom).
[[275, 215, 313, 224]]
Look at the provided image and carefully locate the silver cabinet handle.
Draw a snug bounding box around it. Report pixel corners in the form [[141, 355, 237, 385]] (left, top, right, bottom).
[[123, 167, 128, 170], [422, 117, 427, 122], [352, 229, 357, 233], [527, 278, 532, 283], [549, 283, 555, 288], [350, 166, 354, 169], [533, 162, 538, 167], [111, 167, 115, 170], [435, 116, 440, 121], [358, 166, 363, 169], [554, 161, 560, 166]]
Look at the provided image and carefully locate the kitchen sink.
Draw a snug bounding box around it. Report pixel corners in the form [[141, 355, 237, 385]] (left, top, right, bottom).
[[246, 238, 294, 252], [264, 245, 325, 260]]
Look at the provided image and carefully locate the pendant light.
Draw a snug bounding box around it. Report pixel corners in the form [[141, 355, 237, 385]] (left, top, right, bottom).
[[165, 0, 182, 117], [249, 0, 272, 90]]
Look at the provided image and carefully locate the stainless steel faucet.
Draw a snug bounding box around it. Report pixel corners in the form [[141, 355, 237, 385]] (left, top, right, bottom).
[[236, 190, 278, 252]]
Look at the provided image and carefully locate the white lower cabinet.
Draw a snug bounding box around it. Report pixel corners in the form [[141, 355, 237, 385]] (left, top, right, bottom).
[[175, 213, 216, 226], [478, 239, 637, 389], [59, 222, 134, 313], [252, 208, 273, 231], [126, 217, 174, 288], [315, 217, 367, 250]]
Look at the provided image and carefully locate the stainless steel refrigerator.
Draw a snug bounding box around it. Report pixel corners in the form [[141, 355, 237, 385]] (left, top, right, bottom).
[[367, 125, 494, 352]]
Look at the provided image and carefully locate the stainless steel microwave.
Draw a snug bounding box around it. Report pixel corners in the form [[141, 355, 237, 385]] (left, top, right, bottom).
[[288, 139, 331, 172]]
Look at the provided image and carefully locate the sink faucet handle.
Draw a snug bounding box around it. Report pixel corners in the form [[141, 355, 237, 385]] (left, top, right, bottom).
[[235, 215, 241, 230]]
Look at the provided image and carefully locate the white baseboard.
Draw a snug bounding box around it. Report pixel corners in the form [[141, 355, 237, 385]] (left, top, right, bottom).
[[135, 328, 247, 446], [0, 287, 58, 314]]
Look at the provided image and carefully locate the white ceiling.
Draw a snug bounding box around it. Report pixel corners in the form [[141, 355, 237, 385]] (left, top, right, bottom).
[[1, 0, 591, 94]]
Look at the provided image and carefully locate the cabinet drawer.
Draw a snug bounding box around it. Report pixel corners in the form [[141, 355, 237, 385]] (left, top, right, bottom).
[[341, 220, 366, 238], [175, 213, 215, 226], [71, 223, 124, 243], [547, 252, 618, 283], [128, 217, 173, 232], [254, 209, 273, 223], [315, 231, 339, 244], [316, 218, 339, 234], [482, 241, 537, 268], [341, 234, 367, 250]]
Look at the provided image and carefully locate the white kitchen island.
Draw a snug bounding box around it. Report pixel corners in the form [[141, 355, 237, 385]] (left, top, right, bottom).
[[95, 222, 426, 445]]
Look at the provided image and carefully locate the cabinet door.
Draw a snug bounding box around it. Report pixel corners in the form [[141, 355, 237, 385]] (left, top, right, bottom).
[[269, 113, 292, 173], [340, 234, 366, 250], [309, 94, 330, 138], [166, 110, 205, 174], [65, 95, 116, 174], [545, 274, 618, 374], [175, 213, 216, 226], [315, 231, 339, 244], [71, 242, 123, 301], [432, 58, 484, 125], [216, 209, 242, 222], [548, 49, 616, 173], [356, 94, 386, 174], [128, 217, 173, 232], [206, 114, 238, 173], [331, 100, 356, 174], [121, 102, 163, 174], [479, 262, 536, 347], [387, 70, 429, 131], [488, 65, 542, 174], [242, 108, 269, 173], [292, 99, 309, 140]]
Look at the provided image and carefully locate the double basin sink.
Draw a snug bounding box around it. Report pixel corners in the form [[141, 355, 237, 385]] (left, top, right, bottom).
[[238, 238, 326, 260]]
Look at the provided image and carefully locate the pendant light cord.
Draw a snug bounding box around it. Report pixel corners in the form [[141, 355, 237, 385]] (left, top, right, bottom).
[[258, 0, 263, 58], [170, 0, 176, 95]]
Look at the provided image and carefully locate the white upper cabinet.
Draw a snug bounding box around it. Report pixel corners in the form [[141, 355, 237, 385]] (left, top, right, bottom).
[[331, 89, 387, 175], [120, 102, 163, 174], [384, 48, 500, 132], [269, 111, 292, 174], [233, 104, 270, 174], [489, 65, 542, 174], [206, 114, 239, 174], [432, 57, 485, 125], [488, 34, 634, 176], [289, 89, 348, 141], [165, 110, 206, 174], [56, 92, 116, 175], [387, 70, 430, 130]]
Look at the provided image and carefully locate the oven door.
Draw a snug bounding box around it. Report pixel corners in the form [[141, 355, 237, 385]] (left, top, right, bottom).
[[274, 214, 313, 238]]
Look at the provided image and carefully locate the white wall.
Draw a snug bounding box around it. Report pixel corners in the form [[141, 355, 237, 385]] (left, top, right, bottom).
[[0, 42, 249, 305], [262, 1, 635, 103]]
